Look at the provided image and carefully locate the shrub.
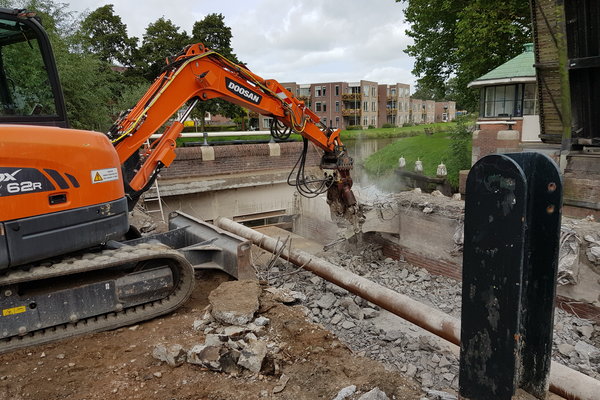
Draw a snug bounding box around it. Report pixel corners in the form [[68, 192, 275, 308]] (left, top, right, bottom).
[[382, 123, 395, 128]]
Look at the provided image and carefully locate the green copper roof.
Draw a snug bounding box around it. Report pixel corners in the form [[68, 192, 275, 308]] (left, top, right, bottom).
[[470, 44, 535, 86]]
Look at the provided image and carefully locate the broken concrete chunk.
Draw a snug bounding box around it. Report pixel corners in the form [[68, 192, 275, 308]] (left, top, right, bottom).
[[384, 330, 403, 342], [557, 343, 575, 356], [209, 280, 261, 326], [187, 344, 222, 370], [204, 334, 223, 347], [272, 373, 290, 394], [152, 344, 186, 367], [332, 385, 357, 400], [358, 387, 389, 400], [265, 287, 306, 303], [221, 325, 249, 339], [575, 340, 600, 362], [420, 371, 434, 387], [576, 325, 594, 339], [254, 316, 270, 326], [426, 389, 458, 400], [192, 308, 214, 331], [317, 293, 337, 310], [362, 308, 379, 319], [587, 246, 600, 264], [237, 339, 268, 373], [341, 320, 356, 330], [326, 282, 349, 296]]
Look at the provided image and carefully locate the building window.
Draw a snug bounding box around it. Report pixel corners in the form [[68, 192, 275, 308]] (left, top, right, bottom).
[[480, 84, 534, 118], [322, 86, 326, 96], [391, 88, 396, 96], [315, 102, 322, 112], [372, 102, 376, 112], [323, 103, 327, 112], [322, 117, 327, 126], [263, 118, 271, 129], [363, 86, 369, 97], [523, 83, 537, 115], [363, 101, 368, 112], [316, 87, 321, 97], [363, 117, 368, 126], [371, 117, 376, 126], [285, 87, 292, 92], [372, 87, 376, 97], [335, 101, 340, 112], [335, 85, 339, 96], [335, 116, 340, 127]]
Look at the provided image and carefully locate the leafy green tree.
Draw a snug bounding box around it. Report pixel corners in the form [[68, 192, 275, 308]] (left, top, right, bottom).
[[400, 0, 531, 111], [78, 4, 138, 66], [136, 17, 189, 81], [191, 13, 237, 62], [190, 13, 245, 130], [445, 116, 473, 187], [1, 0, 125, 130]]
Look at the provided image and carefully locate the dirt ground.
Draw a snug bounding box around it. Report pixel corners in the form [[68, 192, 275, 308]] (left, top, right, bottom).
[[0, 271, 424, 400]]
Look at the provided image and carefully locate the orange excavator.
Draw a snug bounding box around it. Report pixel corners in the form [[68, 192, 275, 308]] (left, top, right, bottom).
[[0, 8, 358, 352]]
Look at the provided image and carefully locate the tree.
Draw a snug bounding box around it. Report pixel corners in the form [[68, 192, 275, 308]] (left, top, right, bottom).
[[78, 4, 138, 66], [400, 0, 531, 111], [445, 116, 473, 188], [190, 13, 244, 130], [191, 13, 237, 62], [136, 17, 189, 81]]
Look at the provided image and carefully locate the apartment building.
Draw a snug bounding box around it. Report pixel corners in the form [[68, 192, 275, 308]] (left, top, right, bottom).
[[435, 101, 456, 123], [282, 80, 378, 130], [378, 83, 411, 126], [410, 99, 436, 124], [254, 80, 455, 130]]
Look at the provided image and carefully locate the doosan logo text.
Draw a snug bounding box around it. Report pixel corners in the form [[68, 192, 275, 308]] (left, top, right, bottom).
[[226, 78, 262, 104], [0, 169, 21, 182]]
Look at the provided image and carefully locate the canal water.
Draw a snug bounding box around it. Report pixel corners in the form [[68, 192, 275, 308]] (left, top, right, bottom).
[[343, 138, 405, 195]]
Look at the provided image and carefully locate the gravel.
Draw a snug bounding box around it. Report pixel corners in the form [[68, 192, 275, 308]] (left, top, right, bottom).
[[256, 241, 600, 393]]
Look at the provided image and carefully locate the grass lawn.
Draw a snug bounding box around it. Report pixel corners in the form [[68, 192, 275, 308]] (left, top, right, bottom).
[[364, 130, 472, 188]]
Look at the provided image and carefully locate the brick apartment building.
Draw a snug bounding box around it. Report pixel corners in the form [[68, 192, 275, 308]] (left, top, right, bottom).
[[378, 83, 411, 126], [252, 80, 455, 130]]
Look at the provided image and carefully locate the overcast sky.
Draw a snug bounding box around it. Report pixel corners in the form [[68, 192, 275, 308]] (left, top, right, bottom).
[[66, 0, 416, 89]]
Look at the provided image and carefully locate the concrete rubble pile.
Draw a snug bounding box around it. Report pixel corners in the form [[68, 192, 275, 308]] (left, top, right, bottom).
[[150, 279, 421, 399], [152, 280, 277, 376], [259, 240, 600, 393]]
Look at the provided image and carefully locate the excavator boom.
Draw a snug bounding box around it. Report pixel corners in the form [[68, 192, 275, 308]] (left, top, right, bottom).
[[108, 43, 358, 217]]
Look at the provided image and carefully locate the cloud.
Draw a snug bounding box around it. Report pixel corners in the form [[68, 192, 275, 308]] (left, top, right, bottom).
[[64, 0, 415, 87]]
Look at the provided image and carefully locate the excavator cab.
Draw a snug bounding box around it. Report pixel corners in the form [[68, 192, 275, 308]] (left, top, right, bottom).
[[0, 8, 67, 127], [0, 8, 129, 269]]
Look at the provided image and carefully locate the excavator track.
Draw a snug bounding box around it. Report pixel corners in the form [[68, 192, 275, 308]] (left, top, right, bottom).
[[0, 243, 195, 354]]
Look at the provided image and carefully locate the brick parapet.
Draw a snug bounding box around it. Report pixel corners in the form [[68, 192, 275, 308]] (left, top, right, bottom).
[[159, 142, 320, 180]]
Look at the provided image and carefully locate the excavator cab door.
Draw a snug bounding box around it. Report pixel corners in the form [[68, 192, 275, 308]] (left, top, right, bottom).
[[0, 8, 68, 127]]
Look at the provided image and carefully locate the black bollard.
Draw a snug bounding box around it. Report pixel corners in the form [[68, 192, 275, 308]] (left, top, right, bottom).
[[459, 153, 562, 399]]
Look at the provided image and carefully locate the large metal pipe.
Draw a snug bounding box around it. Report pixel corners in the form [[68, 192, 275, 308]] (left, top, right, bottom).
[[214, 217, 600, 400], [215, 216, 461, 344]]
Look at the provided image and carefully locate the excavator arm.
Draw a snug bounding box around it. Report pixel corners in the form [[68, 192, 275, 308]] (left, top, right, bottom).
[[107, 43, 358, 219]]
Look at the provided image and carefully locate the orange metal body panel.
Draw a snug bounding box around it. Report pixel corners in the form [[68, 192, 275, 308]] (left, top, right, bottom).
[[0, 125, 124, 221], [111, 44, 345, 193]]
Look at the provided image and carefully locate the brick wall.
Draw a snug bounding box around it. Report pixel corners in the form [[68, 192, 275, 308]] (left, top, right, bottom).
[[368, 232, 600, 323], [471, 126, 522, 164], [160, 142, 321, 180], [367, 233, 463, 280]]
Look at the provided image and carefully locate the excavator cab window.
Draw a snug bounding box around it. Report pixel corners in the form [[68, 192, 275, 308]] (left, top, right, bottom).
[[0, 10, 67, 127]]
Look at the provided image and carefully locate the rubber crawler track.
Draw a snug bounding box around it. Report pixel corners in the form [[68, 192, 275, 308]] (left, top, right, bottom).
[[0, 244, 195, 354]]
